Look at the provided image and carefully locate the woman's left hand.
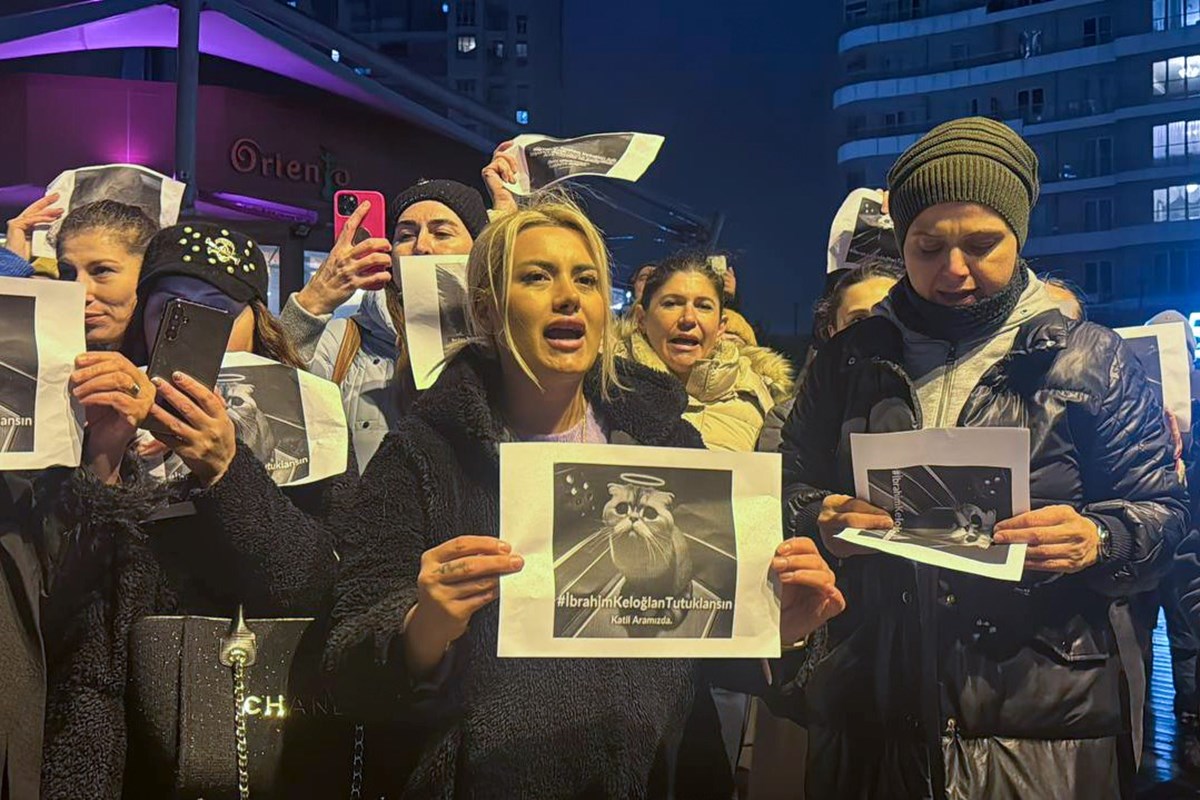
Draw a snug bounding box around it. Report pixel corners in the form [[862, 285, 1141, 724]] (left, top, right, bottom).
[[148, 371, 236, 487], [992, 505, 1101, 573], [773, 537, 846, 645]]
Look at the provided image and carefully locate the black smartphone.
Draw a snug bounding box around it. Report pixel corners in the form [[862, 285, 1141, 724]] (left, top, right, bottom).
[[143, 298, 235, 436]]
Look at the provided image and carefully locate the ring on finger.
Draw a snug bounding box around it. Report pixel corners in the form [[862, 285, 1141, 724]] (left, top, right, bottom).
[[125, 379, 141, 399]]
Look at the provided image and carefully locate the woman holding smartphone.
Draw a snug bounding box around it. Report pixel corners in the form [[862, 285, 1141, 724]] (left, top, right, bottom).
[[325, 194, 842, 798], [41, 223, 355, 800]]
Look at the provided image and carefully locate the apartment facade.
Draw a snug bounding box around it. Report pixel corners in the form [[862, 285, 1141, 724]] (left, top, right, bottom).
[[301, 0, 563, 135]]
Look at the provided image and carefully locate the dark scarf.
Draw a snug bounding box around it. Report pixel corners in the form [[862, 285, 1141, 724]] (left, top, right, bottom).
[[890, 264, 1029, 343]]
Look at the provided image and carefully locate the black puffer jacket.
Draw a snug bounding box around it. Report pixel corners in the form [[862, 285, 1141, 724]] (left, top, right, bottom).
[[325, 347, 778, 799], [779, 311, 1188, 800]]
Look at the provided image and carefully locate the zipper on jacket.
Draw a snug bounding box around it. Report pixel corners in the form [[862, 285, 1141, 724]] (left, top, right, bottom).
[[934, 344, 958, 427]]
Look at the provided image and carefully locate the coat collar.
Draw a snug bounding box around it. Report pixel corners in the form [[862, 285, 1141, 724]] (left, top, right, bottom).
[[835, 309, 1073, 371], [411, 346, 700, 460]]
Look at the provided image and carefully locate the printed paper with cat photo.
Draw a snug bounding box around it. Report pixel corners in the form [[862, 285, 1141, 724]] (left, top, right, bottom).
[[827, 188, 902, 274], [0, 278, 84, 470], [0, 295, 38, 454], [498, 443, 782, 658], [32, 164, 184, 259], [861, 465, 1011, 558], [501, 132, 666, 195], [398, 254, 471, 390], [551, 464, 737, 641], [839, 428, 1030, 581], [1115, 322, 1191, 436], [143, 352, 347, 489], [217, 363, 311, 484]]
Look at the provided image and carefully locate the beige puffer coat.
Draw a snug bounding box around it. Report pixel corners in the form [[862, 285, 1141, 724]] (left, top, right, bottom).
[[614, 317, 794, 452]]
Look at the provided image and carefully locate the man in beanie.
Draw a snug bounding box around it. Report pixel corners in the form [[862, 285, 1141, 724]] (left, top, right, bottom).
[[777, 117, 1186, 798], [279, 178, 490, 467]]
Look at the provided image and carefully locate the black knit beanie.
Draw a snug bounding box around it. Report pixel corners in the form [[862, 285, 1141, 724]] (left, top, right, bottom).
[[887, 117, 1040, 250], [391, 179, 489, 238]]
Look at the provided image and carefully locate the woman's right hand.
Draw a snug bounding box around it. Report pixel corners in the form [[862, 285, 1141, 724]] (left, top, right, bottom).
[[481, 141, 520, 214], [5, 193, 62, 262], [404, 535, 524, 675], [817, 494, 893, 559], [295, 200, 392, 316]]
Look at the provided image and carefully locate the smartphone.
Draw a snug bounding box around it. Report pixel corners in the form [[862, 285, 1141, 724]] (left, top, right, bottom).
[[334, 190, 387, 245], [143, 298, 235, 436]]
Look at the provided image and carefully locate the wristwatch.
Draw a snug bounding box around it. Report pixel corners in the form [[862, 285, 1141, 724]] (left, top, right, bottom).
[[1095, 520, 1111, 563]]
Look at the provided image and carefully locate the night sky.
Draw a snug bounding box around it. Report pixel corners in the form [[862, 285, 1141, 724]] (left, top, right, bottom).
[[561, 2, 842, 335]]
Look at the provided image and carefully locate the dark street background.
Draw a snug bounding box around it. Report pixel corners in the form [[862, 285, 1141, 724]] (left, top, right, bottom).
[[562, 2, 841, 336]]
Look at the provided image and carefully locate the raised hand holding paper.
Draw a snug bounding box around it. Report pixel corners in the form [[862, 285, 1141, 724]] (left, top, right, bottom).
[[501, 132, 665, 195], [33, 164, 185, 259], [397, 254, 472, 390], [498, 443, 782, 658], [144, 352, 348, 487], [838, 428, 1030, 581], [827, 188, 902, 274], [0, 276, 85, 469], [1115, 321, 1192, 436]]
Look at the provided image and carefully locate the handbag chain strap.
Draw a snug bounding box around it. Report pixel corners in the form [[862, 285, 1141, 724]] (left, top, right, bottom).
[[220, 608, 258, 800], [232, 655, 252, 800], [219, 610, 367, 799], [350, 723, 365, 798]]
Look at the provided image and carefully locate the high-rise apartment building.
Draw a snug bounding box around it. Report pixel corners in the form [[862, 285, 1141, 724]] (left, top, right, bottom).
[[293, 0, 563, 135], [836, 0, 1200, 325]]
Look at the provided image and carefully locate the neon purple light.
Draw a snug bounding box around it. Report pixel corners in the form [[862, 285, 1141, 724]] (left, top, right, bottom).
[[0, 6, 392, 115], [207, 192, 319, 224]]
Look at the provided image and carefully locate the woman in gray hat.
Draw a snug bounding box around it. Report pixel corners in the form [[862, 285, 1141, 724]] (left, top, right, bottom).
[[280, 179, 490, 468], [777, 117, 1187, 799]]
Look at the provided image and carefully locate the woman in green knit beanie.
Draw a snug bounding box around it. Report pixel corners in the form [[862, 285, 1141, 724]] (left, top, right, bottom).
[[775, 116, 1186, 799]]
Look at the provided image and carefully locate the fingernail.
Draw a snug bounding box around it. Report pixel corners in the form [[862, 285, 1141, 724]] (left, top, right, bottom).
[[778, 542, 792, 555], [498, 540, 511, 553], [151, 376, 164, 386], [772, 557, 787, 570], [509, 556, 524, 569], [780, 571, 794, 582], [172, 371, 184, 382]]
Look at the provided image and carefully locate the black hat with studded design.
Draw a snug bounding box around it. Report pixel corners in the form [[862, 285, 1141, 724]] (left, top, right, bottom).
[[138, 223, 269, 304]]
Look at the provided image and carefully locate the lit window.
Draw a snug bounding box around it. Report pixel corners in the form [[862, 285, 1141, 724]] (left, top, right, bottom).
[[516, 41, 528, 59], [442, 2, 450, 13], [330, 49, 341, 63], [457, 35, 477, 54], [492, 41, 505, 58], [1154, 0, 1200, 31], [1153, 55, 1200, 96], [516, 109, 530, 125], [1153, 119, 1200, 161], [1153, 183, 1200, 222]]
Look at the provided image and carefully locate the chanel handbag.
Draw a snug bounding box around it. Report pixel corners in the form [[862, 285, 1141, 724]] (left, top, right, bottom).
[[126, 610, 368, 799]]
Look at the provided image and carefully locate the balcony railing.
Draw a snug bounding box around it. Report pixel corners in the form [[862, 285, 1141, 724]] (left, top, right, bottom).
[[843, 98, 1115, 141], [842, 33, 1105, 83], [841, 0, 979, 32]]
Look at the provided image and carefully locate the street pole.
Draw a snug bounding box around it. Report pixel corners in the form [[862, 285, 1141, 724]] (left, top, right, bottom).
[[175, 0, 200, 214]]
